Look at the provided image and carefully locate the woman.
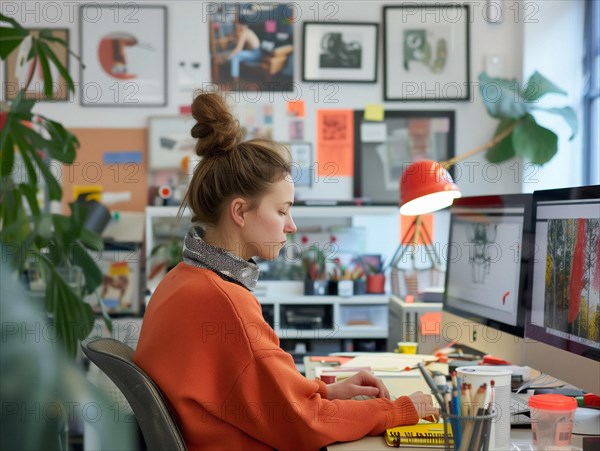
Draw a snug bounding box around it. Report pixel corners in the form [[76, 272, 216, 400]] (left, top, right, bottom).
[[135, 91, 437, 450]]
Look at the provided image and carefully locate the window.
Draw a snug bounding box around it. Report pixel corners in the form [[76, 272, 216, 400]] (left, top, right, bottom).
[[583, 0, 599, 185]]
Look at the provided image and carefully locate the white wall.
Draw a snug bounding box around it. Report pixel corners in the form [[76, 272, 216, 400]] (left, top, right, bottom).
[[0, 0, 585, 200]]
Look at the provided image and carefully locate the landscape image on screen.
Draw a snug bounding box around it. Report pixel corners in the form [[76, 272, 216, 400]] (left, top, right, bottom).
[[544, 218, 600, 345]]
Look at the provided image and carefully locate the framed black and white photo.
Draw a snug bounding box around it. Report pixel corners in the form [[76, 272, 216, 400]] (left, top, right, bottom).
[[383, 5, 470, 101], [353, 110, 455, 204], [302, 22, 378, 83], [79, 3, 167, 106]]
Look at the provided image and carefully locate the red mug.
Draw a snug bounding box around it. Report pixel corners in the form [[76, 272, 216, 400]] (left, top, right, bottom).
[[366, 274, 385, 294]]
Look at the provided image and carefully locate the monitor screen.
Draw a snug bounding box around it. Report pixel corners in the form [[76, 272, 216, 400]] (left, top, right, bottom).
[[525, 185, 600, 371], [443, 194, 533, 339]]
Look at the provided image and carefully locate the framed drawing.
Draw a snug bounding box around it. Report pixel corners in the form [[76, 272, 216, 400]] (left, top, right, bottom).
[[4, 29, 70, 101], [148, 116, 196, 170], [302, 22, 379, 83], [284, 142, 313, 187], [208, 2, 295, 92], [383, 4, 470, 101], [353, 110, 455, 204], [79, 4, 167, 106]]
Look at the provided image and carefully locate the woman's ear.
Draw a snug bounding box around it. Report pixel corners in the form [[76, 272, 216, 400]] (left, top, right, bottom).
[[229, 197, 248, 227]]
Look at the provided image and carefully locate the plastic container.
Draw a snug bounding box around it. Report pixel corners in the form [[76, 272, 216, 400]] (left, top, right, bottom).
[[528, 394, 577, 449]]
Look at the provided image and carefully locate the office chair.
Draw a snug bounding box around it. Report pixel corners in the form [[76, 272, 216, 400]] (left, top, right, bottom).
[[81, 338, 187, 451]]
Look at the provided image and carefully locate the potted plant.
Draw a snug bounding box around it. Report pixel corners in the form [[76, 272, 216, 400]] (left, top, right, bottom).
[[0, 14, 107, 357], [329, 258, 367, 296], [303, 243, 329, 295], [444, 71, 578, 167]]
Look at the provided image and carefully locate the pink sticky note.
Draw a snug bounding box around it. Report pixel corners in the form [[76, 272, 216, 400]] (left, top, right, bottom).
[[265, 20, 276, 33]]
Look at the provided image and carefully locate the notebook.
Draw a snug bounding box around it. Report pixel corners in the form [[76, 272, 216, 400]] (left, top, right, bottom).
[[385, 422, 453, 448]]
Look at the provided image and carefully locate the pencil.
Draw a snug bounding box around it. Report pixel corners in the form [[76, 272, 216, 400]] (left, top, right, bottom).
[[467, 385, 487, 450], [481, 380, 495, 451]]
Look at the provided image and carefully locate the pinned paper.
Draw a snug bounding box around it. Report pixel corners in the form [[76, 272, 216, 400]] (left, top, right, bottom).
[[316, 109, 354, 177], [364, 104, 385, 122], [420, 311, 442, 336], [287, 99, 305, 117], [401, 214, 434, 245]]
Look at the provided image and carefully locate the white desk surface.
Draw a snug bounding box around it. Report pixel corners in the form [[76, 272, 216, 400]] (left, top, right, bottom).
[[305, 356, 591, 451], [326, 429, 588, 450]]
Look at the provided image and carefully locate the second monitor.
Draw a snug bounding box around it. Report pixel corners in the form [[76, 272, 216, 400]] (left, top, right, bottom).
[[442, 194, 533, 364]]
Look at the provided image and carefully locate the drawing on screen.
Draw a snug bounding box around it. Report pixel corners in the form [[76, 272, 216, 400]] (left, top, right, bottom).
[[544, 218, 600, 343], [466, 223, 498, 284]]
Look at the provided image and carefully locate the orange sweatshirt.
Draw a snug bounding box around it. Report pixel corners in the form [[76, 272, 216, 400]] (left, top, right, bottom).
[[135, 263, 418, 450]]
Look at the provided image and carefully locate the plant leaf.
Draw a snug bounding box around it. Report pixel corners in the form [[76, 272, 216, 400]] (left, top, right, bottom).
[[16, 141, 38, 187], [0, 25, 28, 58], [41, 118, 78, 163], [39, 40, 74, 94], [523, 71, 567, 102], [79, 226, 104, 253], [43, 259, 95, 357], [512, 114, 559, 165], [10, 90, 36, 115], [485, 119, 517, 163], [17, 182, 41, 218], [532, 106, 579, 140], [25, 143, 62, 201], [70, 241, 103, 295], [479, 73, 529, 119], [1, 133, 15, 178], [34, 39, 54, 98]]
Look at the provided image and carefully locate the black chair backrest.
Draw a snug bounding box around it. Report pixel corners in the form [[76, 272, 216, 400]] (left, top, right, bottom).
[[81, 338, 187, 451]]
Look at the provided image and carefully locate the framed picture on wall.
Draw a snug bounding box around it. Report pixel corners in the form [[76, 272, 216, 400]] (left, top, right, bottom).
[[79, 4, 167, 106], [284, 142, 313, 187], [353, 110, 455, 204], [4, 29, 70, 101], [148, 116, 196, 170], [383, 4, 470, 101], [302, 22, 379, 83], [208, 2, 295, 92]]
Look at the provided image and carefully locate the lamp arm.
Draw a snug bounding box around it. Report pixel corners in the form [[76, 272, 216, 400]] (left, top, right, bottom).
[[441, 120, 519, 169]]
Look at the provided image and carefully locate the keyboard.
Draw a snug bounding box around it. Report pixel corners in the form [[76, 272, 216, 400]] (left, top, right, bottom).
[[510, 392, 532, 426]]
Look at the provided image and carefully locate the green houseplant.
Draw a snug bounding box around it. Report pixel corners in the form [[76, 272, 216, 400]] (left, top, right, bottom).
[[444, 71, 578, 167], [0, 14, 109, 357]]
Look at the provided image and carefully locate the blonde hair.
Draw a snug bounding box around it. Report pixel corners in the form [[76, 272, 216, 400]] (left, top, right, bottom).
[[181, 90, 291, 226]]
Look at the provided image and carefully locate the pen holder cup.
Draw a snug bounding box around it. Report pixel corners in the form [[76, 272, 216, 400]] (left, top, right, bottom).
[[440, 409, 498, 451]]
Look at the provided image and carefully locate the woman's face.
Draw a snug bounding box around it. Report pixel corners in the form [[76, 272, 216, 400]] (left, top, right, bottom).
[[240, 176, 297, 260]]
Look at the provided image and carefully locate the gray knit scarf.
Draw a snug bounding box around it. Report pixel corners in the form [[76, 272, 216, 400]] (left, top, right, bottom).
[[182, 226, 260, 292]]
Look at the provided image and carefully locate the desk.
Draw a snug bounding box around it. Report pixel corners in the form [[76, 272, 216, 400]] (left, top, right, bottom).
[[326, 429, 589, 450], [307, 356, 594, 450], [304, 355, 447, 398]]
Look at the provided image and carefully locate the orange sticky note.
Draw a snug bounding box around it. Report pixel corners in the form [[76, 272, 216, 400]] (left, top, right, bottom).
[[364, 104, 385, 122], [400, 214, 434, 245], [420, 311, 442, 336], [287, 100, 305, 117]]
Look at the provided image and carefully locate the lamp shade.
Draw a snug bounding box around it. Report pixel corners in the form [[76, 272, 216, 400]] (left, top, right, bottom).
[[399, 159, 461, 215]]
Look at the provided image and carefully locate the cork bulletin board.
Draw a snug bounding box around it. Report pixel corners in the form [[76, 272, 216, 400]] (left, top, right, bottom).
[[62, 128, 148, 212]]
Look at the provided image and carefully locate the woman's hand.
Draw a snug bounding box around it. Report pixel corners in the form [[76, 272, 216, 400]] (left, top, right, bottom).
[[326, 370, 390, 400], [408, 391, 440, 422]]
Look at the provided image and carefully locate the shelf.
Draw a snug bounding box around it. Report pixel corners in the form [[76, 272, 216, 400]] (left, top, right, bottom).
[[257, 294, 389, 305], [146, 205, 399, 218]]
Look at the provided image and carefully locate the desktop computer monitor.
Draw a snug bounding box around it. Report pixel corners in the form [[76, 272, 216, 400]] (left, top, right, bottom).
[[524, 185, 600, 394], [442, 194, 533, 364]]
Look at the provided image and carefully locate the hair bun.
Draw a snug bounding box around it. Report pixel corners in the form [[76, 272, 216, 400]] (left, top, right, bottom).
[[190, 91, 244, 158]]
